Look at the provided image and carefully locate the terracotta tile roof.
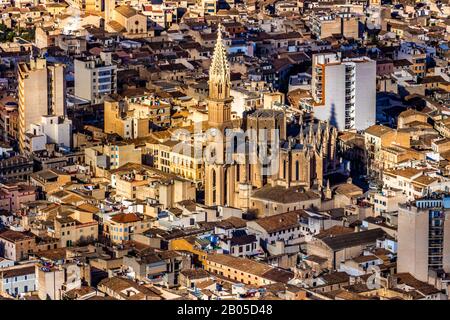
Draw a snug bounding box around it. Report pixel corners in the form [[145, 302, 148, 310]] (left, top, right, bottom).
[[98, 276, 162, 300], [323, 289, 371, 300], [249, 211, 302, 234], [208, 254, 272, 276], [115, 5, 138, 18], [399, 109, 427, 118], [35, 248, 67, 261], [0, 265, 35, 279], [107, 20, 126, 33], [412, 175, 438, 186], [364, 125, 394, 137], [180, 268, 210, 280], [0, 229, 34, 242], [394, 273, 441, 296], [332, 183, 363, 197], [251, 185, 320, 203], [110, 212, 141, 224], [385, 167, 422, 179], [352, 255, 380, 263], [207, 254, 294, 283], [319, 228, 386, 251], [319, 271, 350, 285], [316, 226, 354, 239], [216, 217, 247, 229], [77, 203, 100, 213]]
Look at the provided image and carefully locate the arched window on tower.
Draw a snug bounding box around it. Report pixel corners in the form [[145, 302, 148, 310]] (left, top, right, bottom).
[[283, 160, 286, 179], [212, 169, 217, 204], [224, 168, 228, 206], [295, 160, 299, 181]]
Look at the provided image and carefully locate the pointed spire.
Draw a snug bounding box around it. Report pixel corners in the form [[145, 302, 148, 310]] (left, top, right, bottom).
[[209, 23, 230, 83], [332, 126, 338, 138], [209, 23, 231, 101], [298, 126, 304, 144], [316, 121, 322, 141], [217, 22, 223, 42], [308, 126, 314, 144]]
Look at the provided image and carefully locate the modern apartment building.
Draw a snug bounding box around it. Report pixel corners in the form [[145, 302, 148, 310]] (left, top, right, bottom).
[[18, 58, 66, 153], [311, 52, 376, 131], [74, 52, 117, 104], [398, 196, 450, 282]]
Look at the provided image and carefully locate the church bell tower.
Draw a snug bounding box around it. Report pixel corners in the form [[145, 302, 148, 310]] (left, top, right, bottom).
[[204, 24, 236, 207], [207, 23, 233, 132]]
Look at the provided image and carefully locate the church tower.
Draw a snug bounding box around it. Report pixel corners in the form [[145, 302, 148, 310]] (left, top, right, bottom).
[[207, 24, 233, 131], [204, 24, 237, 207]]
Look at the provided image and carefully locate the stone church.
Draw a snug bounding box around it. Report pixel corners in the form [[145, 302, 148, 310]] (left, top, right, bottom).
[[204, 25, 339, 213]]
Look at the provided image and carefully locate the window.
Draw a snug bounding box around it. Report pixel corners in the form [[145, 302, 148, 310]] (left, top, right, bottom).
[[98, 77, 110, 83]]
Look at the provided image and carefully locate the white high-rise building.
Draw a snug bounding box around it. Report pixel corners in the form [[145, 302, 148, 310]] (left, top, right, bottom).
[[398, 196, 450, 283], [74, 52, 117, 104], [311, 52, 376, 131], [18, 58, 66, 153]]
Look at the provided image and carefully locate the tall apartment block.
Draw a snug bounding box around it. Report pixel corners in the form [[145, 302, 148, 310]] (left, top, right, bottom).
[[18, 58, 66, 153], [74, 52, 117, 104], [398, 196, 450, 283], [311, 52, 376, 131]]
